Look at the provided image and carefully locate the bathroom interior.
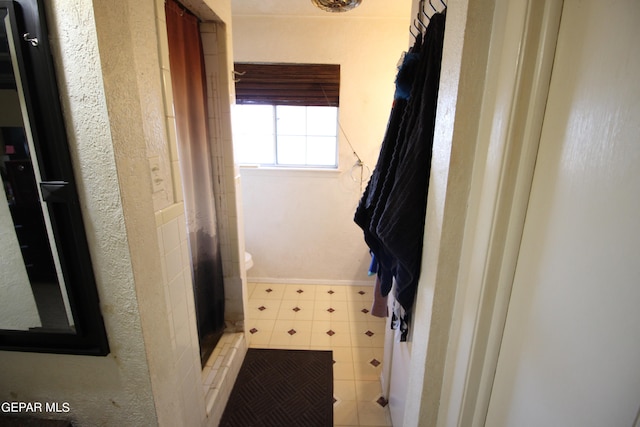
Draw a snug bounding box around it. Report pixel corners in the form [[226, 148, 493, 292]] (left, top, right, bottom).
[[0, 0, 441, 425], [4, 0, 640, 426]]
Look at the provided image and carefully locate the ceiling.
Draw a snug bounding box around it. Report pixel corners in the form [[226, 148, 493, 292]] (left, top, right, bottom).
[[231, 0, 413, 19]]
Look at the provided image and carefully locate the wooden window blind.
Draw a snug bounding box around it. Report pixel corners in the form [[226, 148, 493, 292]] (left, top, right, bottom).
[[234, 63, 340, 107]]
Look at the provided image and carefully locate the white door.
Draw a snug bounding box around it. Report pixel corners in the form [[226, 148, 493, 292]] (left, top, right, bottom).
[[485, 1, 640, 426]]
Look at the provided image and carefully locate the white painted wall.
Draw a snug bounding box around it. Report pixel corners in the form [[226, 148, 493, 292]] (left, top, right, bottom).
[[232, 10, 412, 284], [486, 0, 640, 424]]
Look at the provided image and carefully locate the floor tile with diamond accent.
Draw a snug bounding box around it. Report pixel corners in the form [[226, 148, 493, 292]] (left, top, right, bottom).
[[246, 283, 391, 426]]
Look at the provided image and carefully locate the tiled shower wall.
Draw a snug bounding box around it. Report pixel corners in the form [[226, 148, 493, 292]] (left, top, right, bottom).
[[155, 206, 205, 426], [152, 0, 247, 425]]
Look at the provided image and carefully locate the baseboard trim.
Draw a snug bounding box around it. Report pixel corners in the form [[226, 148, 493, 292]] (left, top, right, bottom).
[[246, 277, 373, 287]]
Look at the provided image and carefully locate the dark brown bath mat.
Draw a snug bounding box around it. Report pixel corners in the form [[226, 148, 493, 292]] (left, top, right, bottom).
[[220, 348, 333, 426]]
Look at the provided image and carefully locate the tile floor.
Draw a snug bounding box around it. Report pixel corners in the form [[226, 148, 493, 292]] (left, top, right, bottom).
[[245, 282, 393, 427]]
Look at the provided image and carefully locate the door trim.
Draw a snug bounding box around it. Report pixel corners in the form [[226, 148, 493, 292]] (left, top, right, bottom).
[[436, 1, 563, 425]]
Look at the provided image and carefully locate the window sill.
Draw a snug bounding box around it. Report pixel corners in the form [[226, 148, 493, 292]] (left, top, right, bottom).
[[238, 164, 342, 177]]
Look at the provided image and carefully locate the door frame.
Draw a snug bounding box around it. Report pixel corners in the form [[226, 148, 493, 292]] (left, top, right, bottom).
[[422, 1, 564, 425]]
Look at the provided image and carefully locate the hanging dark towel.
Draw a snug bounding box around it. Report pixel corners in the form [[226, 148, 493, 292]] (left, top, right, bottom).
[[376, 12, 446, 313], [355, 12, 446, 330], [354, 34, 424, 298]]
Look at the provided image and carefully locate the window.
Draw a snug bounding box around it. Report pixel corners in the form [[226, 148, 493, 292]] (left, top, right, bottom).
[[232, 63, 340, 168], [232, 104, 338, 167]]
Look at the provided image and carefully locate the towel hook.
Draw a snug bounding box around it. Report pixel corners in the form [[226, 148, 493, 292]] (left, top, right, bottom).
[[232, 70, 246, 83], [422, 5, 432, 23], [409, 24, 419, 39], [418, 0, 427, 20], [415, 15, 427, 33]]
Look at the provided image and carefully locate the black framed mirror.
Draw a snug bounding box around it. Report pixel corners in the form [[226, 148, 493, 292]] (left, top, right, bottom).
[[0, 0, 109, 355]]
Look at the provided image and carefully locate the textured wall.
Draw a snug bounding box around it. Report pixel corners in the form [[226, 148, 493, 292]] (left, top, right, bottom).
[[91, 0, 188, 424], [0, 0, 159, 425], [0, 0, 243, 425]]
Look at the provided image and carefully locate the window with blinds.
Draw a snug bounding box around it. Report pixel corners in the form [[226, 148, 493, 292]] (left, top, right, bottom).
[[232, 63, 340, 168], [234, 63, 340, 106]]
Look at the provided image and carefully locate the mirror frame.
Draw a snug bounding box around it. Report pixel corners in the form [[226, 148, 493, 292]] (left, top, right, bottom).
[[0, 0, 109, 356]]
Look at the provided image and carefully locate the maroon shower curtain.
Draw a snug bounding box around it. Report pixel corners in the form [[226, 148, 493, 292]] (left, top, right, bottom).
[[165, 0, 225, 364]]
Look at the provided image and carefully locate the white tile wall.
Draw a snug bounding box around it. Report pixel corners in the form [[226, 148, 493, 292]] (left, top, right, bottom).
[[155, 207, 202, 406], [156, 203, 249, 427], [202, 332, 247, 425]]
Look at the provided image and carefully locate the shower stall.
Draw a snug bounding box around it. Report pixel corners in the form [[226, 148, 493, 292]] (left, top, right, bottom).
[[165, 0, 226, 365]]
